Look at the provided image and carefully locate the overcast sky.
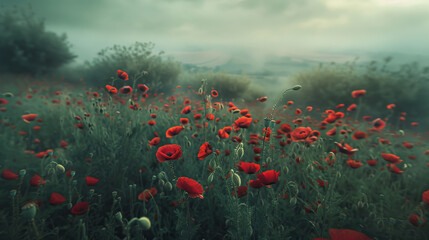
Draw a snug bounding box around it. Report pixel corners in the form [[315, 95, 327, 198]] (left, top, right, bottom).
[[2, 0, 429, 63]]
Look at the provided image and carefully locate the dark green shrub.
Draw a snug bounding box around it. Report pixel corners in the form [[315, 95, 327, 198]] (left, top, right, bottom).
[[0, 6, 75, 75], [82, 42, 182, 90]]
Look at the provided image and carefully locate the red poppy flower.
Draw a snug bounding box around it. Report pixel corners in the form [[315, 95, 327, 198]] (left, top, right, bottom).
[[119, 86, 132, 94], [347, 159, 363, 169], [351, 89, 366, 98], [249, 179, 265, 188], [371, 118, 385, 130], [366, 160, 377, 166], [295, 108, 302, 115], [22, 114, 38, 123], [323, 229, 372, 240], [335, 141, 358, 156], [237, 161, 260, 174], [232, 186, 248, 198], [422, 190, 429, 205], [194, 113, 202, 119], [326, 127, 337, 136], [156, 144, 182, 162], [255, 96, 267, 102], [206, 113, 215, 121], [280, 123, 292, 133], [86, 176, 99, 186], [233, 116, 252, 129], [1, 169, 19, 180], [66, 169, 74, 178], [30, 174, 46, 186], [291, 127, 312, 142], [117, 70, 129, 80], [49, 193, 66, 205], [60, 140, 69, 149], [218, 128, 230, 139], [0, 98, 8, 105], [181, 106, 191, 114], [137, 84, 149, 92], [176, 177, 204, 199], [71, 202, 89, 215], [387, 164, 404, 174], [409, 214, 426, 227], [138, 187, 158, 202], [347, 104, 357, 112], [402, 141, 413, 149], [198, 142, 212, 160], [148, 137, 160, 146], [352, 131, 368, 140], [381, 153, 402, 164], [148, 120, 156, 126], [257, 170, 279, 185], [180, 118, 189, 125], [166, 126, 183, 138], [211, 90, 218, 97]]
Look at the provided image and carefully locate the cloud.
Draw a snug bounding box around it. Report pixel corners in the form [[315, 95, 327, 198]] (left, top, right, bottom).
[[2, 0, 428, 61]]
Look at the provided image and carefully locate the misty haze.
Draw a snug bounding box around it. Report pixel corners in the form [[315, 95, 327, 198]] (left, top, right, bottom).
[[1, 1, 429, 240]]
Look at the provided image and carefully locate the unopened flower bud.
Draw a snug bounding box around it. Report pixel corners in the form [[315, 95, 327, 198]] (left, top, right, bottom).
[[19, 169, 26, 177], [138, 217, 151, 230], [21, 202, 37, 220], [10, 189, 17, 198], [292, 85, 302, 91]]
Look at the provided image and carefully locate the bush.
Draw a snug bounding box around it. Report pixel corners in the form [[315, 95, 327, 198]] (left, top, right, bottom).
[[179, 70, 264, 102], [0, 6, 75, 75], [289, 59, 429, 123], [82, 42, 182, 90]]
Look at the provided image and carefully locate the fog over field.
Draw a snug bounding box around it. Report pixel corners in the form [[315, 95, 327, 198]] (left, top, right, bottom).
[[3, 0, 429, 66]]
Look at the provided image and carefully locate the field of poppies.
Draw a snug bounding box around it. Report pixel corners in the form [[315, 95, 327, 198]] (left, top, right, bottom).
[[1, 71, 429, 240]]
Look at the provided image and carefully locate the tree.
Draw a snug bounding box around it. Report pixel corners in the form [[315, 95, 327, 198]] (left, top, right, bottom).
[[0, 6, 75, 75]]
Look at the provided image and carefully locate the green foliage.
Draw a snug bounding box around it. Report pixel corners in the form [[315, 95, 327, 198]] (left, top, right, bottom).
[[180, 70, 264, 101], [290, 59, 429, 122], [0, 7, 75, 75], [82, 42, 182, 90]]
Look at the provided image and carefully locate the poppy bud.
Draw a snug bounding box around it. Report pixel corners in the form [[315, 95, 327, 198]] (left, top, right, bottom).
[[164, 182, 172, 192], [290, 197, 297, 206], [208, 174, 214, 183], [10, 189, 17, 198], [89, 189, 95, 196], [292, 85, 302, 91], [70, 171, 76, 177], [138, 217, 151, 230], [56, 164, 65, 173], [19, 169, 26, 177], [112, 191, 118, 198], [232, 173, 241, 186], [21, 202, 37, 220], [115, 211, 123, 221], [264, 118, 271, 128]]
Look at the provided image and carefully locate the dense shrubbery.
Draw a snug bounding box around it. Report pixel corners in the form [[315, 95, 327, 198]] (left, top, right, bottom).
[[0, 7, 75, 76], [180, 70, 264, 102], [81, 42, 182, 91], [290, 59, 429, 123]]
